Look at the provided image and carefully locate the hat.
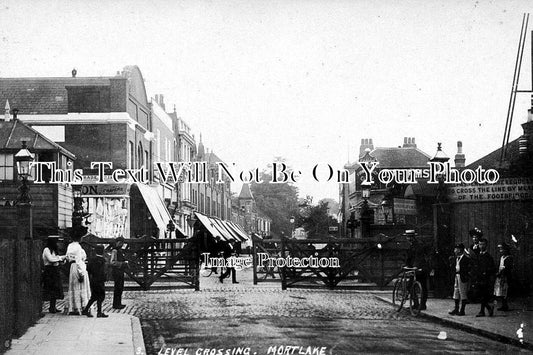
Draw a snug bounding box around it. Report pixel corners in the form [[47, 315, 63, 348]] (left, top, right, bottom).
[[116, 236, 125, 242], [469, 227, 483, 237], [454, 243, 465, 250], [95, 245, 104, 255], [497, 242, 510, 251], [403, 230, 417, 237]]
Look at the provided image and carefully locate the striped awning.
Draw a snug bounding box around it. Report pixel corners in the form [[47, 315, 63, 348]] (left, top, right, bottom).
[[194, 212, 249, 242]]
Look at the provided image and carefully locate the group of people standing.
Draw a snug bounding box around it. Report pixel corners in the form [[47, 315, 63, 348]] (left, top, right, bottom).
[[449, 227, 513, 317], [41, 235, 129, 318]]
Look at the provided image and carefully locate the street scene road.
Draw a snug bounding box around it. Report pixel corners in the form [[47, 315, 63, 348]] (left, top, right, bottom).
[[107, 268, 523, 354]]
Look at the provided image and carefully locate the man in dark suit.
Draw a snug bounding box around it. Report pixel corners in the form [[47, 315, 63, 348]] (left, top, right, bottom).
[[82, 245, 108, 318], [466, 227, 483, 257], [111, 236, 128, 309], [404, 230, 430, 310], [449, 243, 471, 316], [219, 240, 238, 284], [473, 238, 496, 317]]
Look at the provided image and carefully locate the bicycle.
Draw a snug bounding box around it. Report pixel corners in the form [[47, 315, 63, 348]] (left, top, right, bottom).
[[392, 266, 423, 316]]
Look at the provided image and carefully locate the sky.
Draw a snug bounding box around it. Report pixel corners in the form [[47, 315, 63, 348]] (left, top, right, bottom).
[[1, 0, 532, 201]]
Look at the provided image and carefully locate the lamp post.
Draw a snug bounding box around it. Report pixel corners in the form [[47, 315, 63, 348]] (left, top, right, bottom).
[[360, 181, 372, 238], [14, 141, 35, 205], [289, 216, 295, 238], [430, 143, 449, 203], [166, 219, 176, 238]]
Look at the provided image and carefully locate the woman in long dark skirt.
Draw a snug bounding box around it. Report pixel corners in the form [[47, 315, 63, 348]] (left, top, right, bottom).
[[42, 236, 66, 313]]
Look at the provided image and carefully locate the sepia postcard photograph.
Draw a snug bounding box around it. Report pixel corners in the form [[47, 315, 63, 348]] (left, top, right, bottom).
[[0, 0, 532, 354]]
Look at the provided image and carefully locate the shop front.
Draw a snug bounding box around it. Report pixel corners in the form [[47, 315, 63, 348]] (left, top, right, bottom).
[[80, 182, 183, 239]]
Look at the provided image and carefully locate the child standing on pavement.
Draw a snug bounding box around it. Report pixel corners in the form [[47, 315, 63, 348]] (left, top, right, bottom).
[[448, 243, 471, 316], [82, 245, 108, 318]]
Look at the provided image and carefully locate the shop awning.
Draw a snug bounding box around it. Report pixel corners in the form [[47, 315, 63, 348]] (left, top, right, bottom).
[[227, 221, 250, 242], [210, 218, 239, 241], [194, 213, 227, 240], [134, 183, 184, 238], [194, 212, 250, 242]]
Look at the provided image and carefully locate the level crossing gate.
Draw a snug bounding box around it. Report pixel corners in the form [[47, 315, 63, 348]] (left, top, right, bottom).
[[252, 234, 411, 290], [81, 234, 200, 290]]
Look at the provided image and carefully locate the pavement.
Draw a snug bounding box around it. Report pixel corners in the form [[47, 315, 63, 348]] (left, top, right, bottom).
[[3, 266, 532, 354], [4, 310, 146, 355], [375, 294, 533, 351]]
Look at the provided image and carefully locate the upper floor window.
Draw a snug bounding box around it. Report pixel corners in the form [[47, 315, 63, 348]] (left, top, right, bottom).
[[0, 153, 14, 181]]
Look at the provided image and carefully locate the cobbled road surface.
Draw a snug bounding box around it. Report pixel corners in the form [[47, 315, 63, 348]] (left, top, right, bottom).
[[57, 268, 526, 354]]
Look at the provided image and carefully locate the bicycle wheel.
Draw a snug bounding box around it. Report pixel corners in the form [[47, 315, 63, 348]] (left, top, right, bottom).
[[409, 281, 423, 316], [392, 279, 406, 310]]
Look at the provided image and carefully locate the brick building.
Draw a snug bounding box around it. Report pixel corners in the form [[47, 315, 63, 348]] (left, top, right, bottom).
[[339, 137, 435, 238], [0, 66, 180, 239]]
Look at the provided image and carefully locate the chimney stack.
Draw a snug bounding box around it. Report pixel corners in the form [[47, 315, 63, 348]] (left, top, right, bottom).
[[454, 141, 466, 167], [160, 95, 165, 110], [402, 137, 417, 148], [359, 138, 374, 158]]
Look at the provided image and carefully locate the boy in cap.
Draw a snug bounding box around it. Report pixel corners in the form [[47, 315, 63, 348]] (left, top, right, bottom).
[[82, 245, 108, 318], [449, 243, 470, 316]]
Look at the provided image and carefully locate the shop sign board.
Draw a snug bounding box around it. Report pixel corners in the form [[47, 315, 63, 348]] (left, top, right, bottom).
[[393, 198, 417, 215], [81, 183, 131, 196], [448, 177, 533, 202]]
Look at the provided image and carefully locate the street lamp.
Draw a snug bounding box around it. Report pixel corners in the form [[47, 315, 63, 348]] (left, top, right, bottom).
[[430, 143, 450, 203], [289, 216, 295, 238], [360, 181, 372, 238], [14, 141, 35, 205], [166, 219, 176, 238]]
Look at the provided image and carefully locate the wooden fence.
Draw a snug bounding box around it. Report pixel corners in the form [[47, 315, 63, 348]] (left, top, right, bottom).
[[0, 239, 43, 353]]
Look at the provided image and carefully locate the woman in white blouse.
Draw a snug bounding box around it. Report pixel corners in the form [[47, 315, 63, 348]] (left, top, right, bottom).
[[66, 233, 91, 315], [42, 236, 66, 313]]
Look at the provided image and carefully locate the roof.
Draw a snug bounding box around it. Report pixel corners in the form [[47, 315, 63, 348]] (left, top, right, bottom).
[[0, 77, 117, 115], [467, 138, 520, 170], [238, 183, 254, 200], [206, 151, 224, 164], [0, 119, 75, 158], [365, 147, 431, 169]]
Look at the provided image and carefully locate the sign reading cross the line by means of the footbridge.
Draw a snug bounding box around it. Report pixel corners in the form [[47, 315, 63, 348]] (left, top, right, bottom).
[[448, 177, 533, 202]]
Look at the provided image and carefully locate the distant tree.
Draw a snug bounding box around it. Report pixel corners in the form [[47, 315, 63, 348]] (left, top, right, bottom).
[[318, 198, 339, 217], [300, 200, 338, 238], [251, 161, 299, 237]]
